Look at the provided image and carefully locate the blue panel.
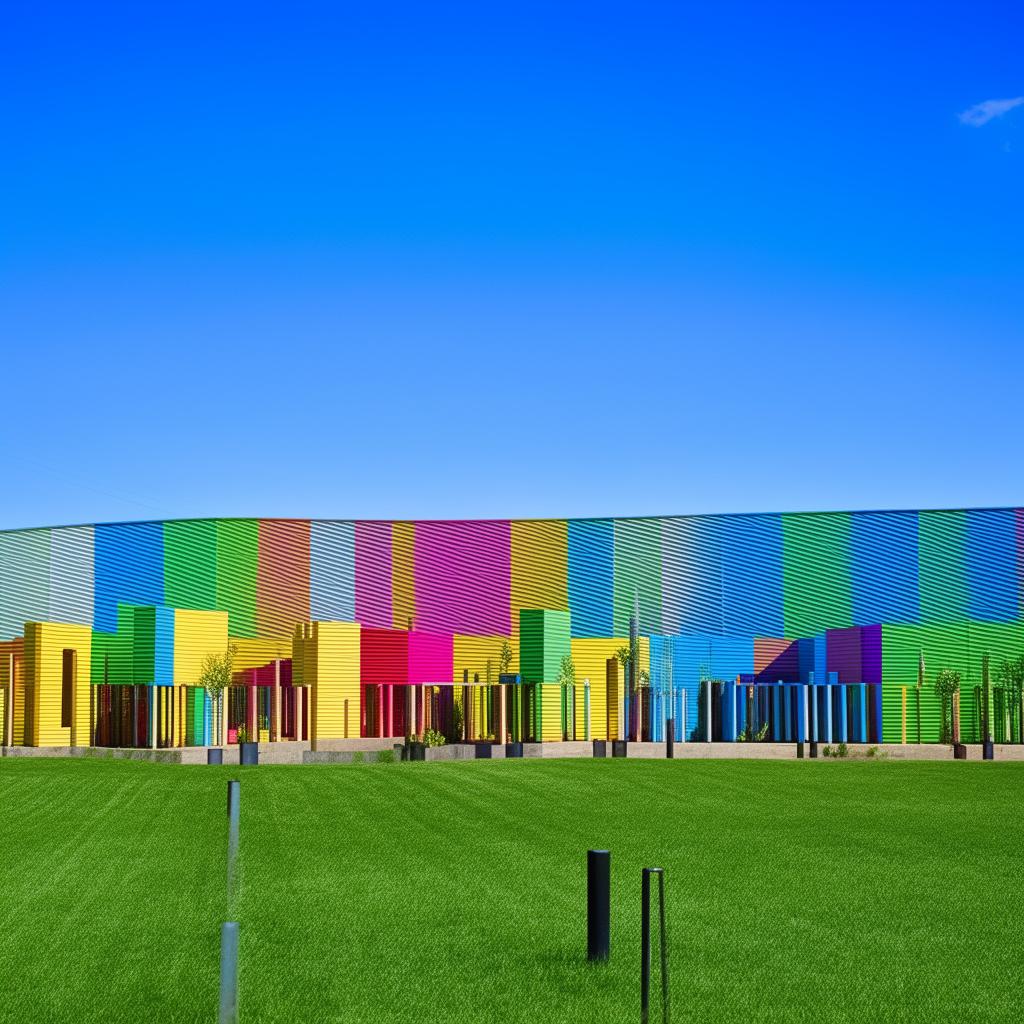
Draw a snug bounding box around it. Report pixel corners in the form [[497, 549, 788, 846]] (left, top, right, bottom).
[[813, 634, 827, 687], [309, 521, 355, 621], [567, 519, 613, 637], [708, 635, 754, 683], [94, 523, 164, 633], [796, 638, 815, 684], [662, 517, 722, 635], [722, 514, 784, 636], [850, 511, 918, 626], [965, 509, 1018, 622]]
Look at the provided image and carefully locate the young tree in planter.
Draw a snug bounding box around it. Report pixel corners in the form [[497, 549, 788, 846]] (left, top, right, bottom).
[[499, 639, 513, 677], [934, 668, 960, 745], [198, 644, 237, 745]]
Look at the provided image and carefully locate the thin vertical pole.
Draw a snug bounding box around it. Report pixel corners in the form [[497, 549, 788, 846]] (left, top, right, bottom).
[[226, 780, 240, 912]]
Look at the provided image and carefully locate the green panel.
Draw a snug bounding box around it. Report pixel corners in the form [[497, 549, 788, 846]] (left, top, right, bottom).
[[918, 511, 967, 623], [782, 513, 852, 636], [519, 609, 571, 684], [164, 520, 217, 611], [129, 605, 155, 687], [613, 519, 661, 636], [215, 519, 258, 638], [90, 629, 132, 686], [880, 619, 1024, 743]]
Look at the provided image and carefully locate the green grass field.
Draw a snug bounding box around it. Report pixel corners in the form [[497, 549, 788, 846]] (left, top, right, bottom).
[[0, 757, 1020, 1024]]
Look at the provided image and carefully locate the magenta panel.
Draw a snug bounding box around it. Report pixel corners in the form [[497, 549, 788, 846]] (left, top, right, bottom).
[[408, 631, 453, 684], [355, 521, 393, 628], [1017, 509, 1024, 615], [414, 520, 511, 635]]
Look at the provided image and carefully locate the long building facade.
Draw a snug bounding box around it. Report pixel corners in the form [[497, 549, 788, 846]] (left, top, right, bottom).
[[1, 509, 1023, 750]]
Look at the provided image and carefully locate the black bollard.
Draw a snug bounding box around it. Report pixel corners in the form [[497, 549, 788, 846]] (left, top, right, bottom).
[[809, 741, 818, 759], [666, 719, 674, 759], [983, 738, 995, 760], [797, 741, 805, 759], [219, 921, 239, 1024], [587, 849, 610, 962]]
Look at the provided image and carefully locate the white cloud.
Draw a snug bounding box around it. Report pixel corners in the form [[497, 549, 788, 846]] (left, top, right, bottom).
[[958, 96, 1024, 127]]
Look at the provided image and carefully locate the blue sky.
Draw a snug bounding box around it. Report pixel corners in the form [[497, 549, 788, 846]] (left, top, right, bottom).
[[1, 1, 1022, 528]]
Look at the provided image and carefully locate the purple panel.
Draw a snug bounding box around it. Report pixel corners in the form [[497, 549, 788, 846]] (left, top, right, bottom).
[[355, 522, 392, 628], [860, 624, 882, 686], [414, 520, 511, 636], [826, 627, 862, 684]]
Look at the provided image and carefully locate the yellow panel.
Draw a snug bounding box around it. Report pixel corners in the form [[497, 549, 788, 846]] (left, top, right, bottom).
[[540, 683, 562, 742], [570, 638, 626, 741], [230, 635, 293, 673], [1, 639, 25, 745], [295, 621, 361, 745], [173, 609, 229, 686], [452, 634, 519, 684], [23, 622, 92, 747], [510, 520, 568, 641], [392, 522, 415, 631]]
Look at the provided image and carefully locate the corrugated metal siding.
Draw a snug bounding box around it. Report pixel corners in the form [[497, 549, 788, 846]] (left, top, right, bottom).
[[567, 519, 613, 638], [782, 512, 852, 636]]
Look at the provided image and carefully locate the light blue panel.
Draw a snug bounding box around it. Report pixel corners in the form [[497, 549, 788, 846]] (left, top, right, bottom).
[[850, 511, 919, 625], [708, 635, 755, 683], [965, 509, 1018, 622], [721, 682, 737, 741], [670, 634, 716, 740], [0, 528, 50, 640], [48, 525, 95, 627], [661, 517, 722, 635], [814, 634, 827, 688], [309, 520, 355, 621], [567, 519, 613, 637], [94, 522, 164, 633], [154, 606, 175, 686], [834, 683, 848, 741], [722, 514, 784, 636]]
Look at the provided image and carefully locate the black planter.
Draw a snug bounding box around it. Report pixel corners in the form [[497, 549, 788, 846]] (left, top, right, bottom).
[[474, 743, 492, 759], [809, 741, 819, 759], [240, 742, 259, 766], [393, 743, 407, 762], [612, 740, 628, 758], [408, 742, 426, 762], [953, 743, 967, 760], [983, 739, 995, 761], [592, 740, 607, 758], [505, 741, 524, 758], [207, 748, 224, 766]]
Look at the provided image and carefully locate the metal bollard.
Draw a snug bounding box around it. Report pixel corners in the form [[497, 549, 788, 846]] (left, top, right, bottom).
[[587, 849, 610, 962], [665, 719, 674, 759], [219, 921, 239, 1024], [641, 868, 670, 1024], [226, 780, 240, 909]]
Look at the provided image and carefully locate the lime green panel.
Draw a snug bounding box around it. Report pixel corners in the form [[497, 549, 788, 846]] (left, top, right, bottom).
[[782, 513, 852, 636], [519, 609, 571, 684], [164, 520, 217, 611], [215, 520, 258, 638]]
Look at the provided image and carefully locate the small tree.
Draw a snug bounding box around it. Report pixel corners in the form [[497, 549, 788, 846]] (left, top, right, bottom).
[[198, 644, 236, 743], [499, 639, 513, 676], [935, 668, 960, 744], [558, 654, 576, 688]]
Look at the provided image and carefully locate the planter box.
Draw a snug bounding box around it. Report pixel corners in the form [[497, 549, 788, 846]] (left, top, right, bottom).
[[592, 740, 607, 758], [612, 740, 628, 758], [953, 743, 967, 760], [505, 742, 524, 758], [240, 742, 259, 766], [809, 742, 819, 759], [407, 742, 426, 762], [983, 739, 995, 761], [474, 743, 492, 759], [206, 748, 224, 766]]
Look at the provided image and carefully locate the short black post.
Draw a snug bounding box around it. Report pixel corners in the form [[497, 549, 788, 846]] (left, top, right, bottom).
[[640, 867, 670, 1024], [587, 849, 610, 962], [796, 741, 805, 759], [983, 737, 995, 760], [666, 719, 674, 759], [809, 741, 818, 759]]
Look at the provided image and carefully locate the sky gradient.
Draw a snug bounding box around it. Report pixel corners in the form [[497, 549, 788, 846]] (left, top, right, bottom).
[[1, 1, 1022, 529]]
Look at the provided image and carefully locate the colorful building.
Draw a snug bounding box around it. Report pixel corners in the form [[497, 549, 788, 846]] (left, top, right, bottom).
[[1, 509, 1023, 749]]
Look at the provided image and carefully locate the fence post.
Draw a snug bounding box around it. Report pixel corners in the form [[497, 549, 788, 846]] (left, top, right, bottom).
[[641, 867, 669, 1024], [587, 849, 610, 962]]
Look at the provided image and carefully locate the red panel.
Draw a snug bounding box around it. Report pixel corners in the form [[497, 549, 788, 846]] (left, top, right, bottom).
[[360, 627, 409, 685]]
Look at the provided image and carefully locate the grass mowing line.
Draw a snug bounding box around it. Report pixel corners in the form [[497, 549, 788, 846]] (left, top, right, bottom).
[[0, 759, 1021, 1023]]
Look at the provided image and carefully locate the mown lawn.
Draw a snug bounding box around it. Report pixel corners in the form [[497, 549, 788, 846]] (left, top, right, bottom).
[[0, 756, 1020, 1023]]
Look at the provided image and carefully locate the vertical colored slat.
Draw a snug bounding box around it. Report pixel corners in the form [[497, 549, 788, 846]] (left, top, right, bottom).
[[567, 519, 613, 637], [392, 522, 416, 630], [309, 521, 355, 621]]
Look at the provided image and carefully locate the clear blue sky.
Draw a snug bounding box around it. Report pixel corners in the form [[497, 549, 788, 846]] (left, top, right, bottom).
[[2, 1, 1022, 529]]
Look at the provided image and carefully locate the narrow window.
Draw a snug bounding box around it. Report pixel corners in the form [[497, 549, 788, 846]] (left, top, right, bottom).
[[61, 649, 74, 728]]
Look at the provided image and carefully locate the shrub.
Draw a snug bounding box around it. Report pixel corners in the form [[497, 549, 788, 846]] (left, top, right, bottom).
[[376, 748, 395, 764], [422, 729, 447, 748]]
